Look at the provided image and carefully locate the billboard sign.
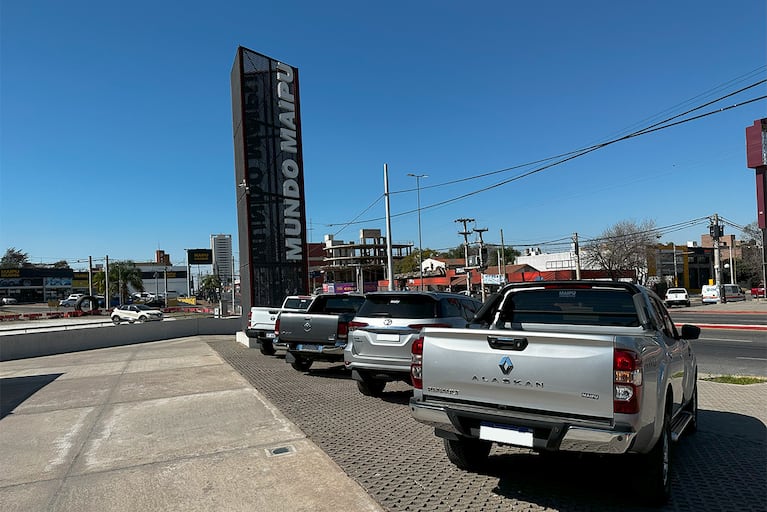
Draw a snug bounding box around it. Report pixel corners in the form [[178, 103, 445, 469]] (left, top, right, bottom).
[[231, 47, 308, 308], [188, 249, 213, 265]]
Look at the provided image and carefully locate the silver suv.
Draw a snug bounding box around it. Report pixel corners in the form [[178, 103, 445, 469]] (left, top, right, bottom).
[[344, 291, 482, 396]]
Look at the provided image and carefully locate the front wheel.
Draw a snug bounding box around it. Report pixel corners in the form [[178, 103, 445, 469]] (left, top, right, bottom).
[[137, 315, 147, 323], [111, 316, 121, 325], [443, 437, 492, 471], [290, 357, 313, 372]]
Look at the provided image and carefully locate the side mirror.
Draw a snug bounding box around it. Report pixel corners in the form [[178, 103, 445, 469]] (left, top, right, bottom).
[[680, 324, 701, 340]]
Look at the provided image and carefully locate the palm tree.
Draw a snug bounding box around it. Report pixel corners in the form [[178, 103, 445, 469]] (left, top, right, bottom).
[[94, 261, 144, 304], [199, 274, 222, 302]]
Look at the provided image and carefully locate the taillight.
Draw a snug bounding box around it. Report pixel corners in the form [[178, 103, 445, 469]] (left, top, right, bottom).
[[347, 321, 368, 332], [614, 349, 642, 414], [274, 317, 280, 336], [411, 336, 424, 389], [337, 321, 349, 340], [408, 323, 452, 330]]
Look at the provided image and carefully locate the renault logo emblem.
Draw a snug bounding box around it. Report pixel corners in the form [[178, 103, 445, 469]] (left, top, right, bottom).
[[499, 356, 514, 375]]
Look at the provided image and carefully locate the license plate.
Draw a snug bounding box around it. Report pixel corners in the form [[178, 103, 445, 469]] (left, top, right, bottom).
[[479, 422, 533, 447], [376, 333, 400, 342], [296, 344, 321, 352], [266, 333, 276, 339]]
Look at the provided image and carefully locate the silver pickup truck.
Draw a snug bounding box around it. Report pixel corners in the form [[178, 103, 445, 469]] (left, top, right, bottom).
[[247, 295, 314, 355], [277, 293, 365, 372], [409, 281, 700, 505]]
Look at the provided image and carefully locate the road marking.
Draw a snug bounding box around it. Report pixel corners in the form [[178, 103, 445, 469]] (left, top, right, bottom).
[[699, 337, 753, 343], [736, 357, 767, 361]]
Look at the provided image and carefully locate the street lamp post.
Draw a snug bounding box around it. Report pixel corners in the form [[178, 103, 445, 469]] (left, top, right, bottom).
[[407, 173, 428, 291]]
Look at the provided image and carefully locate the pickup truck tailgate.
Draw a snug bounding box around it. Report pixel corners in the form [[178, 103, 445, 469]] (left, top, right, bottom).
[[279, 313, 341, 344], [422, 328, 615, 419]]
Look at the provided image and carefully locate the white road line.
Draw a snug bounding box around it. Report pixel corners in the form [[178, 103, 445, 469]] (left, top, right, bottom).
[[699, 338, 753, 343]]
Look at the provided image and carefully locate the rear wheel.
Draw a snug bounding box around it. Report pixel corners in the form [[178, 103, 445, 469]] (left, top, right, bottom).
[[111, 316, 121, 325], [684, 383, 698, 434], [356, 373, 386, 397], [443, 437, 492, 471], [259, 339, 276, 356], [640, 408, 672, 505], [290, 357, 313, 372]]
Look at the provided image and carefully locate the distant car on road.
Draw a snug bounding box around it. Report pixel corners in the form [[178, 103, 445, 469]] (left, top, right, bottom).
[[111, 304, 164, 324], [1, 297, 18, 305], [664, 287, 690, 307], [58, 298, 78, 307], [751, 283, 766, 299]]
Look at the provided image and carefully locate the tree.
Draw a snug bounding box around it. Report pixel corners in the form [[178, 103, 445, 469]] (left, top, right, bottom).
[[51, 260, 71, 269], [199, 274, 222, 302], [92, 261, 144, 304], [394, 248, 439, 274], [486, 246, 520, 267], [582, 219, 659, 283], [739, 221, 765, 287], [1, 248, 29, 268], [438, 245, 466, 260]]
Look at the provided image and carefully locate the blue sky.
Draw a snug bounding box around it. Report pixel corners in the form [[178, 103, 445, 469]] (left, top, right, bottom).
[[1, 1, 765, 269]]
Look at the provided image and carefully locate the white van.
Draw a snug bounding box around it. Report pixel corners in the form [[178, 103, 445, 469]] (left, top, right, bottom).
[[701, 284, 745, 304]]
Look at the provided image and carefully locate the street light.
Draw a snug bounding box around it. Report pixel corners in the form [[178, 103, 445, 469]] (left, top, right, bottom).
[[407, 173, 428, 291]]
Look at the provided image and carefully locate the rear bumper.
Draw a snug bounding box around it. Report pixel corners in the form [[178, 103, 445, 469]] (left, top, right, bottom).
[[410, 399, 636, 455], [288, 342, 347, 360]]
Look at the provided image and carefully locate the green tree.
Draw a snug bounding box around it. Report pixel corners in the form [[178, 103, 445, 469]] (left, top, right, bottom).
[[200, 274, 222, 301], [93, 261, 144, 304], [394, 248, 438, 274], [486, 246, 520, 267], [438, 245, 466, 260], [582, 219, 659, 283], [1, 248, 29, 268], [739, 221, 764, 287]]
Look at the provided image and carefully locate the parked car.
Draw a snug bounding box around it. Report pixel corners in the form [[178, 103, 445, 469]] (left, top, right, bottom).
[[344, 291, 483, 396], [1, 297, 18, 305], [664, 287, 690, 307], [59, 293, 85, 306], [702, 284, 745, 304], [751, 283, 766, 299], [111, 304, 164, 324]]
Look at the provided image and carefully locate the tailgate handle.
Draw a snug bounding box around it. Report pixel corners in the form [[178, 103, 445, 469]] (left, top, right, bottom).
[[487, 336, 528, 350]]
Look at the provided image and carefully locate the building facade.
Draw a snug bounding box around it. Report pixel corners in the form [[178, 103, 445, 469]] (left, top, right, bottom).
[[211, 234, 233, 285]]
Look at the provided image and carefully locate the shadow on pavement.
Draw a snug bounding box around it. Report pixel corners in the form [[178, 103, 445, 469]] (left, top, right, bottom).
[[0, 373, 62, 419]]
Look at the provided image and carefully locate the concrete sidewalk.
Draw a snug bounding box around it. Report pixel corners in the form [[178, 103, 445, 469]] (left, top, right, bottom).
[[0, 336, 383, 512]]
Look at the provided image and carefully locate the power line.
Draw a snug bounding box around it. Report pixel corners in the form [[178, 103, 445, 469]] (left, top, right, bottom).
[[329, 80, 766, 227]]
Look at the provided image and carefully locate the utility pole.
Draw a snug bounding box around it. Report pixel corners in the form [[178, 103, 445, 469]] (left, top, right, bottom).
[[572, 233, 582, 280], [474, 227, 488, 301], [710, 213, 725, 303], [500, 228, 506, 283], [455, 218, 475, 294]]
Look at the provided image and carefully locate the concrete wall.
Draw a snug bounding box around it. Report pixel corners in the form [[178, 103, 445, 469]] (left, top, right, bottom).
[[0, 317, 241, 361]]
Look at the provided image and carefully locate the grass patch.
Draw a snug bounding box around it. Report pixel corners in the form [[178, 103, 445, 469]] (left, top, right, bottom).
[[703, 375, 767, 385]]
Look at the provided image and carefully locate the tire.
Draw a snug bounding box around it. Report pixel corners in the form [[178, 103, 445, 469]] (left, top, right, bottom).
[[290, 357, 313, 372], [443, 437, 492, 471], [684, 383, 698, 434], [357, 376, 386, 397], [137, 315, 147, 323], [112, 316, 121, 325], [259, 339, 276, 356], [75, 295, 99, 313], [640, 408, 672, 505]]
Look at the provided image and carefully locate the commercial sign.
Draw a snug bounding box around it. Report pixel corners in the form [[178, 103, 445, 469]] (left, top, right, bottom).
[[188, 249, 213, 265], [231, 46, 308, 308]]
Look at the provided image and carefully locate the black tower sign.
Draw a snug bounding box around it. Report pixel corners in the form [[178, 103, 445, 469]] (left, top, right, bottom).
[[231, 47, 308, 314]]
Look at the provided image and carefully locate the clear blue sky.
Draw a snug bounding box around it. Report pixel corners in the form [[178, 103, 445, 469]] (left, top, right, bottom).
[[2, 1, 765, 269]]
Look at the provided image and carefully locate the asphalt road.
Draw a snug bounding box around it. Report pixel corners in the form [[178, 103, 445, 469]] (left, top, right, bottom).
[[695, 328, 767, 377]]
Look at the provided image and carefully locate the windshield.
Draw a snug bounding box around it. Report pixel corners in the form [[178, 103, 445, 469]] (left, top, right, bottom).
[[357, 294, 438, 319]]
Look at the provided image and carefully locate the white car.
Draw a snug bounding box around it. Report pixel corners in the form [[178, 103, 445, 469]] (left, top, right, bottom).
[[1, 297, 18, 305], [111, 304, 164, 324], [664, 287, 690, 307]]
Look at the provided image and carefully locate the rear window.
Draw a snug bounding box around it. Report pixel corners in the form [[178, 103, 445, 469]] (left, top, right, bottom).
[[284, 297, 313, 309], [357, 294, 438, 319], [313, 295, 365, 314], [499, 288, 640, 327]]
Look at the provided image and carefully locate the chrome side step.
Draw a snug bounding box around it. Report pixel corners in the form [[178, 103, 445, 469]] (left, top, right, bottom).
[[671, 411, 693, 442]]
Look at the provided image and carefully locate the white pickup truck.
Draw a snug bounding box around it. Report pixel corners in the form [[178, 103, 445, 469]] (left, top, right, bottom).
[[409, 280, 700, 505], [246, 295, 314, 355]]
